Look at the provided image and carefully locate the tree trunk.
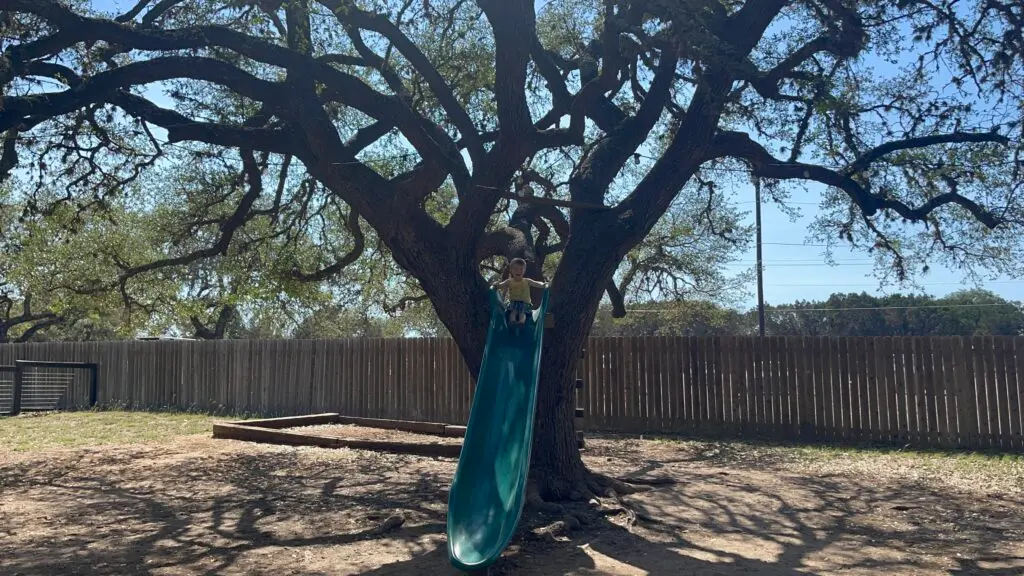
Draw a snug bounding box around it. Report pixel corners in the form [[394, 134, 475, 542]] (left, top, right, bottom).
[[527, 216, 627, 500]]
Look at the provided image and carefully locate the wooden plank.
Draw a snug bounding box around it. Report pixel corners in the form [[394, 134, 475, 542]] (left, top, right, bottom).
[[637, 336, 650, 431], [621, 337, 636, 431], [393, 338, 405, 420], [985, 336, 1003, 449], [877, 337, 895, 444], [808, 336, 824, 440], [745, 337, 759, 436], [812, 336, 829, 442], [901, 337, 919, 445], [1005, 337, 1022, 451], [412, 338, 424, 421], [698, 337, 712, 434], [645, 336, 657, 431], [832, 337, 848, 441], [721, 336, 737, 436], [956, 337, 979, 448], [359, 338, 371, 418], [775, 335, 789, 437], [730, 337, 746, 435], [993, 337, 1012, 450], [864, 338, 880, 442], [977, 336, 996, 449], [761, 336, 775, 437], [1012, 337, 1024, 450], [602, 338, 614, 429], [890, 338, 906, 443], [655, 336, 669, 432], [936, 337, 955, 447], [591, 338, 603, 429], [913, 336, 932, 445], [708, 336, 722, 435], [339, 340, 351, 417], [920, 337, 938, 446], [958, 336, 983, 448], [419, 338, 430, 422], [240, 413, 341, 428], [650, 335, 662, 431], [401, 338, 413, 420], [334, 415, 448, 435], [602, 334, 618, 428], [782, 337, 797, 439], [774, 336, 787, 438], [790, 337, 807, 439], [856, 338, 872, 442]]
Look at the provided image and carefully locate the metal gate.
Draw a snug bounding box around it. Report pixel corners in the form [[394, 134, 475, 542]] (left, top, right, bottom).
[[0, 361, 99, 416]]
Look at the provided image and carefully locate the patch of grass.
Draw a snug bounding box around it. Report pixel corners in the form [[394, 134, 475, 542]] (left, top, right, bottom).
[[635, 433, 1024, 493], [0, 411, 222, 452]]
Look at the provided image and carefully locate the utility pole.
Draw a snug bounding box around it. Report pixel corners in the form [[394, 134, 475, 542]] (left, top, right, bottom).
[[754, 175, 765, 337]]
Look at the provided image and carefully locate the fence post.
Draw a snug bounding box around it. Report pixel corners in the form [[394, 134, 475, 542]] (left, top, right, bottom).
[[11, 363, 23, 416], [89, 363, 99, 408]]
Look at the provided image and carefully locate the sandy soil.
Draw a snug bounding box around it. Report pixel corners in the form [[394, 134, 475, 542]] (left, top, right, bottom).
[[292, 423, 464, 445], [1, 429, 1022, 575]]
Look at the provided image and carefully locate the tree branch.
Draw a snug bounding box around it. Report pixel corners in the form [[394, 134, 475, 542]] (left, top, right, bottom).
[[711, 130, 1009, 228], [290, 206, 366, 282]]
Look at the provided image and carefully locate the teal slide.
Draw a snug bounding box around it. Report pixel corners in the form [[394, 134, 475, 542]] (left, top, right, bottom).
[[446, 287, 549, 572]]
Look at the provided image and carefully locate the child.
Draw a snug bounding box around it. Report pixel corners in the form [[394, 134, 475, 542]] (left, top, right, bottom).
[[491, 258, 548, 328]]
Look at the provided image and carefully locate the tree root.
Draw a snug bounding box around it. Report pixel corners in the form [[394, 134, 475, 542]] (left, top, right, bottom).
[[586, 471, 653, 497], [522, 469, 677, 539], [615, 475, 678, 487]]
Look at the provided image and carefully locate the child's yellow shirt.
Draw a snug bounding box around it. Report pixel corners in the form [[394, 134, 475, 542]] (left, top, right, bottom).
[[507, 277, 532, 304]]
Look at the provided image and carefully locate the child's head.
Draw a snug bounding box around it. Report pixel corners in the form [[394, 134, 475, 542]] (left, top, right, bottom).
[[509, 258, 527, 277]]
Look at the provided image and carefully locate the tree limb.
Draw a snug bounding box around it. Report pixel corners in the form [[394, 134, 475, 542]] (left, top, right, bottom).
[[711, 130, 1010, 228]]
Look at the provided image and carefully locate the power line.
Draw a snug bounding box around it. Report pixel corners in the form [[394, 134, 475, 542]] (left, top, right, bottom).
[[762, 280, 1020, 287], [625, 302, 1019, 313]]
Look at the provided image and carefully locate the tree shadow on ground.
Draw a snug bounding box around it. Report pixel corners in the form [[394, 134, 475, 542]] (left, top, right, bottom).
[[0, 442, 1021, 575]]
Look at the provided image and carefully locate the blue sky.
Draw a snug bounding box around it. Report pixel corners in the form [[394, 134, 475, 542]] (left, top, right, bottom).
[[83, 0, 1023, 308]]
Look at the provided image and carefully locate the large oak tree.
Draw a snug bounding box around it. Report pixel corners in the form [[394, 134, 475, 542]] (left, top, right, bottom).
[[1, 0, 1022, 501]]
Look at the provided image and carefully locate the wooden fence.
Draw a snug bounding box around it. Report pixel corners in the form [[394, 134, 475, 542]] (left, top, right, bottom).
[[0, 336, 1021, 450]]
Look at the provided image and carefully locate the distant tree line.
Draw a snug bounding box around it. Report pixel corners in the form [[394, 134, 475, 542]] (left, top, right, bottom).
[[590, 290, 1024, 338]]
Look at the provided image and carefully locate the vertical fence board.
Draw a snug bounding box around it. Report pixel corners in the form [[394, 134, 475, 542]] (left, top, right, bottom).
[[764, 336, 778, 437], [903, 338, 920, 444], [782, 337, 797, 438], [792, 337, 808, 439], [922, 337, 941, 447], [638, 336, 651, 431], [956, 337, 978, 448], [817, 336, 834, 441], [655, 337, 668, 432], [833, 337, 849, 441], [1013, 337, 1024, 450], [877, 337, 895, 443], [811, 337, 827, 440], [864, 338, 880, 442], [993, 338, 1011, 451], [610, 337, 625, 431], [593, 338, 607, 429], [856, 338, 872, 442], [710, 337, 723, 435], [1006, 337, 1022, 450], [976, 336, 995, 449], [734, 337, 750, 436]]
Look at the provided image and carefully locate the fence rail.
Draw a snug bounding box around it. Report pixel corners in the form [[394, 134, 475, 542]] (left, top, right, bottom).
[[0, 336, 1021, 450]]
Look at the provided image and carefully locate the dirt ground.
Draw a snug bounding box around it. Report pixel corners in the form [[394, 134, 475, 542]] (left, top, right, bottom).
[[2, 426, 1023, 575]]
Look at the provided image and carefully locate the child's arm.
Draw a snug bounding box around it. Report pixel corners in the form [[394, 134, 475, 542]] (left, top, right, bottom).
[[491, 278, 510, 289], [526, 278, 549, 288]]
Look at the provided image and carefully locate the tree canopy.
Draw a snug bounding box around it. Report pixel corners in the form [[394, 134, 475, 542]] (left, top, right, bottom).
[[1, 0, 1022, 498]]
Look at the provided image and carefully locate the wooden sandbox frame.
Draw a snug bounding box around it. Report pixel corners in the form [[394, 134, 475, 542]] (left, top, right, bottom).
[[212, 413, 466, 458]]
